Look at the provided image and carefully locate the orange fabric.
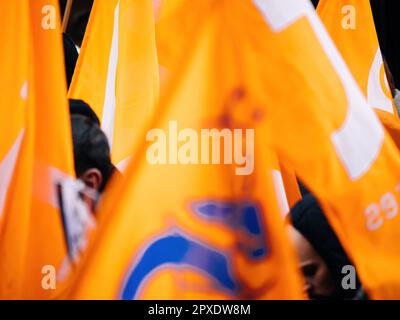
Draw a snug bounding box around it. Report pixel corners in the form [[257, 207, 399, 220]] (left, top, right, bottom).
[[247, 0, 400, 299], [0, 0, 34, 299], [317, 0, 400, 149], [69, 0, 159, 170], [279, 161, 302, 209], [0, 0, 75, 299], [376, 110, 400, 151], [0, 1, 31, 229], [68, 0, 304, 300]]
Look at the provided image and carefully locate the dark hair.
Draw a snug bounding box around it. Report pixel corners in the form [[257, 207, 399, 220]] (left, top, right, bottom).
[[290, 194, 362, 299], [70, 114, 114, 192], [69, 99, 100, 126]]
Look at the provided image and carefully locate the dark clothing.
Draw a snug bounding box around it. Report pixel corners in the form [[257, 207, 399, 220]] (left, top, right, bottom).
[[62, 33, 79, 89]]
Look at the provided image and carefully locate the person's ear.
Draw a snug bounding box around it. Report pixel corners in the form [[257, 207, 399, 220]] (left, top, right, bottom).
[[80, 168, 103, 192]]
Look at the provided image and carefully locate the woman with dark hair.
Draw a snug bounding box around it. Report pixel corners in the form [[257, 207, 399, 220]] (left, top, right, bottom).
[[287, 194, 366, 300]]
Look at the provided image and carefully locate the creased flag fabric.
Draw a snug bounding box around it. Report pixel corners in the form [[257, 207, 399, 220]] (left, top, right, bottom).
[[67, 0, 305, 300], [69, 0, 159, 170], [270, 155, 300, 217], [0, 1, 31, 229], [278, 160, 302, 210], [0, 0, 34, 299], [157, 0, 302, 216], [249, 0, 400, 298], [317, 0, 400, 149], [0, 0, 75, 299]]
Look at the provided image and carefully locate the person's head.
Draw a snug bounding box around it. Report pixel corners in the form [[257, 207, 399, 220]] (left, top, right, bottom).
[[69, 100, 114, 194], [69, 99, 100, 126], [287, 224, 337, 299], [287, 194, 361, 300]]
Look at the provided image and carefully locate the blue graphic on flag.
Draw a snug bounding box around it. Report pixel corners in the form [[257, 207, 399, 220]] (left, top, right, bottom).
[[120, 201, 267, 300], [121, 232, 237, 300], [192, 201, 268, 259]]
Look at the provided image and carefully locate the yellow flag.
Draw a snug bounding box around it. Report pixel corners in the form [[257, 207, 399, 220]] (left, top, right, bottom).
[[317, 0, 400, 149], [157, 0, 302, 216], [0, 0, 34, 299], [249, 0, 400, 298], [69, 0, 159, 170], [0, 1, 31, 229], [279, 160, 302, 210], [68, 0, 304, 300], [269, 155, 301, 216], [0, 0, 76, 299]]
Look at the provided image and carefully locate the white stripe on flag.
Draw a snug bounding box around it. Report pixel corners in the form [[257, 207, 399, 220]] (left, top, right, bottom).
[[116, 155, 132, 173], [272, 169, 290, 217], [254, 0, 384, 180], [367, 49, 394, 114], [101, 2, 120, 149]]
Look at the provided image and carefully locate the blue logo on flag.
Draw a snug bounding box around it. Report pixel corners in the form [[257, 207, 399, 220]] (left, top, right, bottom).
[[120, 201, 267, 300]]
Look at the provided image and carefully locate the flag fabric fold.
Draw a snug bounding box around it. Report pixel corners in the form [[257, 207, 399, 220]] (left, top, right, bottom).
[[0, 0, 76, 299], [317, 0, 400, 150], [67, 0, 305, 300], [69, 0, 159, 170], [250, 0, 400, 299]]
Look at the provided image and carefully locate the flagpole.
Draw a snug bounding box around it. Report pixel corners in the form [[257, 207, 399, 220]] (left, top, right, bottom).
[[62, 0, 74, 32]]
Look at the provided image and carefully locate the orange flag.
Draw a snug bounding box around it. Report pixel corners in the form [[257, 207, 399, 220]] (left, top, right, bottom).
[[0, 0, 76, 299], [279, 161, 302, 210], [271, 155, 301, 216], [317, 0, 400, 149], [0, 0, 34, 298], [0, 1, 31, 229], [249, 0, 400, 298], [69, 0, 159, 170], [157, 1, 301, 215], [68, 0, 304, 300]]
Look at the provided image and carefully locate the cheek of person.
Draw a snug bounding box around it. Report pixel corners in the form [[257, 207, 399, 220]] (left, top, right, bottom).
[[287, 225, 337, 299], [302, 254, 336, 298]]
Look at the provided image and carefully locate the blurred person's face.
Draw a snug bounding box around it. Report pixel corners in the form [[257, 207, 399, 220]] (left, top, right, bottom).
[[287, 225, 337, 299]]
